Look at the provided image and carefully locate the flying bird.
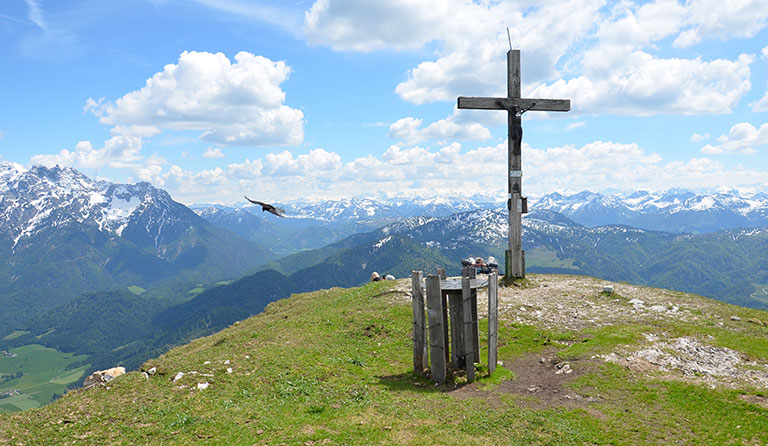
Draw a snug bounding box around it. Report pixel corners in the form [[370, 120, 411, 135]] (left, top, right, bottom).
[[244, 196, 286, 217]]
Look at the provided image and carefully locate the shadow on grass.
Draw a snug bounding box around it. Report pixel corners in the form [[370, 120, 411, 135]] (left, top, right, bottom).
[[377, 365, 491, 394]]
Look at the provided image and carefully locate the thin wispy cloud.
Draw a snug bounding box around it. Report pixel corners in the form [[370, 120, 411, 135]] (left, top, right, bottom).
[[188, 0, 303, 35], [24, 0, 47, 31], [0, 13, 33, 26]]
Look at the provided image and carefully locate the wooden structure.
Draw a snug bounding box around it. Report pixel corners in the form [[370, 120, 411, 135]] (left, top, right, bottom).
[[411, 269, 499, 384], [457, 50, 570, 279]]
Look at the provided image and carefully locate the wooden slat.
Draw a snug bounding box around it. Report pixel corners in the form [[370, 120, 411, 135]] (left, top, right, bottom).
[[425, 275, 446, 384], [437, 277, 487, 290], [461, 276, 476, 382], [449, 291, 463, 369], [457, 97, 570, 112], [471, 289, 479, 363], [488, 272, 498, 375], [442, 292, 450, 364], [411, 270, 427, 375]]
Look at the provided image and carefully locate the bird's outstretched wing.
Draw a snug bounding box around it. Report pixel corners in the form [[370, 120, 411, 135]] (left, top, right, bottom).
[[270, 206, 287, 217], [244, 196, 287, 217], [244, 196, 266, 207]]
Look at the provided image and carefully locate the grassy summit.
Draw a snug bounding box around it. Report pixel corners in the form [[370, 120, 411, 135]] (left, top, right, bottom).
[[1, 275, 768, 445]]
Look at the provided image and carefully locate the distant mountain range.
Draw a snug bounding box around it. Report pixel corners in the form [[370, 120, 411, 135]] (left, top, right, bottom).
[[534, 189, 768, 233], [0, 162, 272, 327], [193, 197, 496, 254], [195, 189, 768, 253]]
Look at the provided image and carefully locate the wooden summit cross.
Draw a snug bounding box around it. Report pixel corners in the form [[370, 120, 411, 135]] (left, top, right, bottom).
[[458, 49, 570, 279]]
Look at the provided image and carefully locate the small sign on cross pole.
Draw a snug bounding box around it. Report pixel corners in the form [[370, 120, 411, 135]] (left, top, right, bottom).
[[457, 50, 570, 279]]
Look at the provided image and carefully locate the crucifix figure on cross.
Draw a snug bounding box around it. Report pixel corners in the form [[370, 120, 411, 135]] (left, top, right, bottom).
[[458, 49, 570, 279]]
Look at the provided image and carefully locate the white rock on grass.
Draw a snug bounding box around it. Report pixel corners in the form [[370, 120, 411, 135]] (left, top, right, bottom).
[[172, 372, 184, 382], [197, 382, 209, 390]]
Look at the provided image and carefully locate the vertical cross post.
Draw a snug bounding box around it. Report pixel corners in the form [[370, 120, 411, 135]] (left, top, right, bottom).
[[507, 50, 524, 279], [458, 49, 570, 279]]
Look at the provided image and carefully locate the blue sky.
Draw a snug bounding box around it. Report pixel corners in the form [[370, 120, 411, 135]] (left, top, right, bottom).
[[1, 0, 767, 204]]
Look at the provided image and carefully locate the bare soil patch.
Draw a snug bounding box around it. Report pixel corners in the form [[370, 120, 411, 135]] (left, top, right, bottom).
[[449, 348, 604, 416]]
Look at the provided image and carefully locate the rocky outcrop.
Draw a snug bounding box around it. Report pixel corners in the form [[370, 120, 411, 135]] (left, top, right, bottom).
[[83, 367, 125, 388]]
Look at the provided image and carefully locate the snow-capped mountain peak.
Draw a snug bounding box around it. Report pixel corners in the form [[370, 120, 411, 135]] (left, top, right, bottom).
[[0, 162, 195, 250]]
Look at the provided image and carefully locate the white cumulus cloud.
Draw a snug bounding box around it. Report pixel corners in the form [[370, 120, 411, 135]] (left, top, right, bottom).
[[533, 52, 753, 116], [203, 147, 225, 159], [389, 110, 492, 143], [263, 148, 342, 177], [137, 138, 768, 204], [86, 51, 303, 147], [690, 133, 710, 142], [305, 0, 760, 118], [30, 136, 144, 169], [700, 122, 768, 155], [672, 0, 768, 48], [304, 0, 454, 52]]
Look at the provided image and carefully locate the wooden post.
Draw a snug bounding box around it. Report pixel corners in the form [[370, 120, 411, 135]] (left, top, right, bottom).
[[488, 271, 498, 375], [425, 274, 446, 384], [449, 291, 464, 369], [459, 268, 480, 363], [461, 267, 479, 362], [508, 50, 523, 279], [438, 266, 450, 361], [411, 271, 427, 375], [461, 276, 476, 382]]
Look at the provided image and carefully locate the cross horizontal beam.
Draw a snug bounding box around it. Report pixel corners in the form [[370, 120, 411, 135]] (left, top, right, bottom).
[[458, 97, 570, 112]]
